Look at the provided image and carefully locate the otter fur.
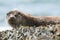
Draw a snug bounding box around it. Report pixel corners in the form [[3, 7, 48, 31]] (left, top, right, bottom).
[[6, 10, 60, 28]]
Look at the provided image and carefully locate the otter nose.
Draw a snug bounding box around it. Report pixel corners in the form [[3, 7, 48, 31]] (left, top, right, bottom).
[[10, 17, 14, 19]]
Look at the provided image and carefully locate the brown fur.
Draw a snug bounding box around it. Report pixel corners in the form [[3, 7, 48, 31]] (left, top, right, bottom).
[[6, 10, 60, 28]]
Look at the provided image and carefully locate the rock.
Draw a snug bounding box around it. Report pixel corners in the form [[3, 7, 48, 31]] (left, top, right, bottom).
[[0, 24, 60, 40]]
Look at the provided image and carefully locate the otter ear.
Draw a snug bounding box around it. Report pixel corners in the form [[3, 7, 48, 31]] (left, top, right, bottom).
[[7, 13, 9, 15], [7, 12, 11, 15], [18, 12, 23, 16], [7, 11, 13, 15], [18, 12, 20, 15]]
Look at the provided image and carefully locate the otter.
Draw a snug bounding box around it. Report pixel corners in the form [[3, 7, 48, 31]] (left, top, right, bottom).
[[6, 10, 60, 29]]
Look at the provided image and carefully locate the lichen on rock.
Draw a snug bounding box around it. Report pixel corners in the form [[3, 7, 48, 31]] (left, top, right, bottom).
[[0, 24, 60, 40]]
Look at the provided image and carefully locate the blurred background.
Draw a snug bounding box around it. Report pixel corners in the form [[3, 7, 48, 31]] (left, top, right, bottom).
[[0, 0, 60, 31]]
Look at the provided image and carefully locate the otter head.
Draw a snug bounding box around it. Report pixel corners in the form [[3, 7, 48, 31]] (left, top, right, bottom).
[[6, 10, 25, 28]]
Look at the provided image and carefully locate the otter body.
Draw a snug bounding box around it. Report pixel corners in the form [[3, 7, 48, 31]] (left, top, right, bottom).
[[6, 10, 60, 28]]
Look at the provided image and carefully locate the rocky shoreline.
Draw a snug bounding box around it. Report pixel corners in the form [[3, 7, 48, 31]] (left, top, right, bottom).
[[0, 24, 60, 40]]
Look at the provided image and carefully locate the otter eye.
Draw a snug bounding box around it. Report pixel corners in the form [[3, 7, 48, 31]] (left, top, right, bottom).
[[15, 15, 18, 17]]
